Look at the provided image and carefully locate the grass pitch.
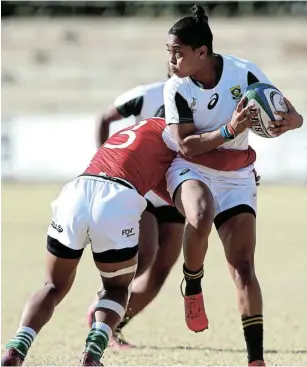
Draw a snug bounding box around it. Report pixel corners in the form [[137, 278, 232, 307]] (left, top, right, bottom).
[[1, 183, 307, 366]]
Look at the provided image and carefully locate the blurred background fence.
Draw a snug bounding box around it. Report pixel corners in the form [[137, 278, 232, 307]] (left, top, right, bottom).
[[2, 1, 307, 183]]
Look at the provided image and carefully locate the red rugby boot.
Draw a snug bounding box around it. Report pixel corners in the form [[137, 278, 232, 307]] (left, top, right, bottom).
[[248, 360, 266, 366], [184, 292, 209, 332]]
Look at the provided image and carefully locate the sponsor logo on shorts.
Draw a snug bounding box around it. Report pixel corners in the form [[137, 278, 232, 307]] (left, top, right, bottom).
[[180, 168, 190, 176], [122, 228, 135, 238], [51, 220, 63, 233]]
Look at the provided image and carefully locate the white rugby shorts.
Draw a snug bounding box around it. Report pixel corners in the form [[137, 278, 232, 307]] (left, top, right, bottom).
[[47, 175, 147, 254], [167, 157, 257, 217]]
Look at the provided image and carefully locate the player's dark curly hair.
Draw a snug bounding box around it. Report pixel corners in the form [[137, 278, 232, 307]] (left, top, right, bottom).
[[169, 4, 213, 54]]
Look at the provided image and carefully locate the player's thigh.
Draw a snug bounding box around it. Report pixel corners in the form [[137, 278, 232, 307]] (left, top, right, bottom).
[[45, 177, 89, 300], [175, 180, 214, 229], [167, 163, 214, 225], [47, 177, 90, 252], [137, 203, 159, 276], [218, 213, 256, 264], [96, 255, 138, 290], [44, 249, 81, 304]]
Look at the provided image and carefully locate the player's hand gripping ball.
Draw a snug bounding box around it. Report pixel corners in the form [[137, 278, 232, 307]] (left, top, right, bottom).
[[243, 82, 288, 138]]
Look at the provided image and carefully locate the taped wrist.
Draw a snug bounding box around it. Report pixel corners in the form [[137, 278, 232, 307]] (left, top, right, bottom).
[[220, 123, 236, 141]]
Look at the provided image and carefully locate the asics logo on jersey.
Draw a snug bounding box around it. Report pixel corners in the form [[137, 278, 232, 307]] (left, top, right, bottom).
[[180, 168, 190, 176], [122, 228, 135, 238], [207, 93, 219, 110], [51, 221, 63, 233]]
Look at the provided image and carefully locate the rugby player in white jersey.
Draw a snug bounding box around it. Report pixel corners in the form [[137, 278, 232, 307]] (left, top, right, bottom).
[[163, 4, 304, 366], [87, 69, 185, 348], [2, 116, 256, 367]]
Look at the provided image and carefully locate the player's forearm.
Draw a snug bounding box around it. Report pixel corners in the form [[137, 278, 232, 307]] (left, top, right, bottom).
[[96, 116, 111, 148], [96, 107, 124, 148], [179, 129, 224, 157]]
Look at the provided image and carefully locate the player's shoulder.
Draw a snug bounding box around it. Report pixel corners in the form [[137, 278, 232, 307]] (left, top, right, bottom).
[[164, 75, 190, 97], [223, 54, 261, 73]]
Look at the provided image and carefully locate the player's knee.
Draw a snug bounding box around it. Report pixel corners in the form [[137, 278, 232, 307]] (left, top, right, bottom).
[[43, 282, 61, 303], [102, 282, 131, 305], [100, 265, 137, 302], [103, 281, 129, 293], [188, 209, 213, 237], [233, 256, 255, 286]]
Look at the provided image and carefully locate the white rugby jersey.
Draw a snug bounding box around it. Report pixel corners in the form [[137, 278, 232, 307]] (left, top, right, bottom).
[[163, 55, 271, 151], [114, 81, 165, 123]]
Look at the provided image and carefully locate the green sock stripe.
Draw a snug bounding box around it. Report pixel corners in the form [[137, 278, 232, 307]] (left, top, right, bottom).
[[86, 345, 101, 356], [6, 331, 35, 358], [101, 335, 108, 350], [14, 336, 31, 349], [88, 329, 109, 339], [6, 341, 28, 357], [94, 329, 109, 342], [7, 339, 28, 350], [16, 332, 33, 343], [85, 328, 109, 360], [87, 329, 109, 345], [87, 343, 102, 354]]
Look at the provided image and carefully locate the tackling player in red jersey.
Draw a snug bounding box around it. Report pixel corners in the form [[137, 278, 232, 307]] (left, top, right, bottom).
[[2, 117, 257, 367]]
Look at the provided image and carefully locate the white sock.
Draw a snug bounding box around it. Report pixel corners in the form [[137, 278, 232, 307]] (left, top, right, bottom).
[[91, 322, 112, 340], [17, 326, 37, 339]]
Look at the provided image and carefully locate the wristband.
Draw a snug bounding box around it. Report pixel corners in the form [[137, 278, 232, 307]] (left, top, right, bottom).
[[220, 123, 236, 141]]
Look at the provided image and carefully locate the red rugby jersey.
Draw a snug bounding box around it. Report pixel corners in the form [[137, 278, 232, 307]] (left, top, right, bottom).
[[85, 118, 175, 196], [85, 117, 256, 197]]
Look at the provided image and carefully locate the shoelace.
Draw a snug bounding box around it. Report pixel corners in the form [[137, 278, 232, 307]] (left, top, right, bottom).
[[180, 278, 185, 297], [186, 297, 202, 316]]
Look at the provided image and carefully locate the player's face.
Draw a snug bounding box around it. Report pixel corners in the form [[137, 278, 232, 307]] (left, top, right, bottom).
[[166, 34, 203, 78]]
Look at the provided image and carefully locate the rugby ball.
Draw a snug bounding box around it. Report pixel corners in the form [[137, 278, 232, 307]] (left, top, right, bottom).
[[243, 82, 288, 138]]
